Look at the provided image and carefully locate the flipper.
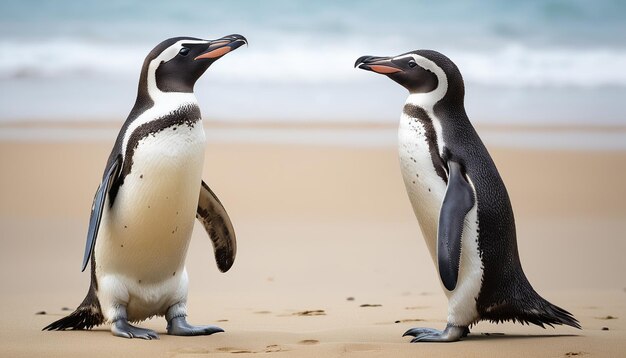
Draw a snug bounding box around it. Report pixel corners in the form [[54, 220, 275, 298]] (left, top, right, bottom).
[[81, 155, 122, 272], [437, 160, 475, 291], [196, 180, 237, 272]]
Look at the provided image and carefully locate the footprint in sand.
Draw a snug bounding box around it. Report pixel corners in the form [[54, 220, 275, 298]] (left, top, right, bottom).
[[216, 345, 287, 354], [177, 347, 210, 354], [216, 347, 254, 354], [359, 304, 382, 308], [298, 339, 320, 345], [264, 345, 286, 353]]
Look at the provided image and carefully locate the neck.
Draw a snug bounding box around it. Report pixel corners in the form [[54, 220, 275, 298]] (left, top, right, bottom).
[[405, 92, 441, 112]]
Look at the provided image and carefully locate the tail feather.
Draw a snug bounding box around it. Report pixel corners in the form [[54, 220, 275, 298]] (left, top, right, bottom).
[[43, 287, 104, 331], [481, 289, 581, 329]]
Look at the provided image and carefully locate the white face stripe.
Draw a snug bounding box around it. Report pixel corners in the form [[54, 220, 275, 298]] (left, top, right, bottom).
[[121, 39, 208, 165], [396, 54, 448, 109], [399, 53, 448, 157], [146, 39, 209, 100]]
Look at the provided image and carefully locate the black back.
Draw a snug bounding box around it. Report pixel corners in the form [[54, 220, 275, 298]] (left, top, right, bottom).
[[417, 51, 578, 327]]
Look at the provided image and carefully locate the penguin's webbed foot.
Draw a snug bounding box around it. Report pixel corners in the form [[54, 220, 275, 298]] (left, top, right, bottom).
[[403, 324, 468, 343], [111, 319, 159, 340], [167, 316, 224, 336]]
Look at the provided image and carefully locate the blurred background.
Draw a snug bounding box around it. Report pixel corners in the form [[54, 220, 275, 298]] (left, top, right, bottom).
[[1, 0, 625, 145]]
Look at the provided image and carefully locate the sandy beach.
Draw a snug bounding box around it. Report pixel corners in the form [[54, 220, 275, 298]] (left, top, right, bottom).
[[0, 123, 625, 357]]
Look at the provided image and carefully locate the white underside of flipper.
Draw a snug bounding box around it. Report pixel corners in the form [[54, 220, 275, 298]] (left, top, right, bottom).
[[95, 111, 206, 322]]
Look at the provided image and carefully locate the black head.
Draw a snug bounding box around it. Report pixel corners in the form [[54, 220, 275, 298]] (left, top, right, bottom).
[[138, 34, 247, 97], [355, 50, 465, 107]]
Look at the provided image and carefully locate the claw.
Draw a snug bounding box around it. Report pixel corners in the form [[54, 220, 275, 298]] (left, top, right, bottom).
[[403, 327, 441, 337], [404, 324, 468, 343], [403, 328, 419, 337], [112, 319, 159, 340]]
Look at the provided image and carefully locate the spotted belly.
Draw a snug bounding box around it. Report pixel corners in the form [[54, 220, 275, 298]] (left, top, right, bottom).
[[398, 113, 448, 264], [95, 122, 206, 283]]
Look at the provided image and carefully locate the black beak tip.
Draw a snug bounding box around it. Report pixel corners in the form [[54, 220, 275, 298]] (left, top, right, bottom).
[[354, 55, 373, 69], [228, 34, 248, 46]]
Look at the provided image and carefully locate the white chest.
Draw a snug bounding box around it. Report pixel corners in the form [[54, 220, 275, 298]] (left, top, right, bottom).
[[96, 121, 206, 281], [398, 112, 448, 262]]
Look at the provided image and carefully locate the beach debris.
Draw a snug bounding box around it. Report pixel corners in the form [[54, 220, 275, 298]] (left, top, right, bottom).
[[596, 315, 617, 320], [405, 306, 428, 310], [601, 326, 609, 331], [481, 332, 505, 336], [254, 310, 271, 314], [346, 296, 355, 301], [293, 310, 326, 316], [359, 304, 382, 307], [298, 339, 320, 345], [216, 319, 229, 322], [564, 352, 587, 356], [395, 318, 424, 323], [61, 307, 71, 311], [35, 311, 46, 315]]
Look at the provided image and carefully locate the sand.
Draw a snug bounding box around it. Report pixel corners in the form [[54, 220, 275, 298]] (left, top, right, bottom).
[[0, 125, 625, 357]]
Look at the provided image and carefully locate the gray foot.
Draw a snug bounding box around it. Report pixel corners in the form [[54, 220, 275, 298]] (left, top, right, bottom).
[[112, 319, 159, 340], [403, 324, 469, 343], [166, 316, 224, 336]]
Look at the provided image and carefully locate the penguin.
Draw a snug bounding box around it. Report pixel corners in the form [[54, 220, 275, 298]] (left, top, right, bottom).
[[43, 34, 247, 339], [355, 50, 580, 342]]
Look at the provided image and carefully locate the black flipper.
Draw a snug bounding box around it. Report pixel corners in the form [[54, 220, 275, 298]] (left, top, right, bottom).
[[81, 155, 121, 272], [438, 160, 475, 291], [196, 180, 237, 272]]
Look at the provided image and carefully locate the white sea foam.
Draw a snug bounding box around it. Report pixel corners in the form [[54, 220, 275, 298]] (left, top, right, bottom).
[[2, 39, 626, 88], [0, 39, 145, 79], [451, 45, 626, 88]]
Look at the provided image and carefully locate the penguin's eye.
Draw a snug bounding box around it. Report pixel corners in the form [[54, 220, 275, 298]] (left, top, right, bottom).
[[179, 47, 190, 56], [408, 60, 417, 68]]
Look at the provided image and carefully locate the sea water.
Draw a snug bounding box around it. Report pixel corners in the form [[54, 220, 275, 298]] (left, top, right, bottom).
[[0, 0, 625, 147]]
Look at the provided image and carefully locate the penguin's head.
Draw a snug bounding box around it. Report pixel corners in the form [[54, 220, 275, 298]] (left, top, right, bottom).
[[140, 34, 247, 95], [355, 50, 464, 106]]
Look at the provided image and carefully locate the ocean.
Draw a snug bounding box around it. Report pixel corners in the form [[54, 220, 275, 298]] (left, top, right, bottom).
[[1, 0, 625, 145]]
